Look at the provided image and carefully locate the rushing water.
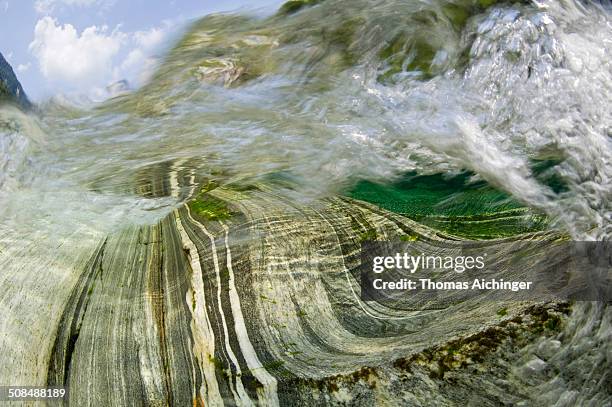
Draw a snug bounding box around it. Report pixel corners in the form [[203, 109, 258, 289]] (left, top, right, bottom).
[[0, 0, 610, 405], [2, 0, 610, 239]]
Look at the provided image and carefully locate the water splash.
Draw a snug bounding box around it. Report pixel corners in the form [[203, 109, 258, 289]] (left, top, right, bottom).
[[3, 0, 607, 241]]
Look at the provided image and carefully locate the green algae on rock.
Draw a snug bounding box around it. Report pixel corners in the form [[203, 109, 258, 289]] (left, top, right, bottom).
[[188, 193, 233, 221]]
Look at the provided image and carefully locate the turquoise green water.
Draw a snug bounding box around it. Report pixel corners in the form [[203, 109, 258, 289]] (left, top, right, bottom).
[[348, 171, 548, 239]]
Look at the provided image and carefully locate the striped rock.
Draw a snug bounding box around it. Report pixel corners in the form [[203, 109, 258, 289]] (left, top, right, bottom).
[[2, 180, 592, 406]]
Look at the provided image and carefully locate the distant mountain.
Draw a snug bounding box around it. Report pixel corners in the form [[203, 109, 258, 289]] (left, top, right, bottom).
[[0, 52, 32, 110]]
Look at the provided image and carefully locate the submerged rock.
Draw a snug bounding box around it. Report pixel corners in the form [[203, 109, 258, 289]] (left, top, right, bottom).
[[19, 171, 597, 405], [0, 52, 31, 110]]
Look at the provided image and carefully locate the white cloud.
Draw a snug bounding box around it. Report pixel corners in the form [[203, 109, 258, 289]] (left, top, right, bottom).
[[29, 17, 124, 87], [117, 26, 174, 86], [2, 1, 8, 13], [134, 27, 167, 50], [17, 63, 31, 72], [117, 49, 158, 86], [28, 16, 174, 99]]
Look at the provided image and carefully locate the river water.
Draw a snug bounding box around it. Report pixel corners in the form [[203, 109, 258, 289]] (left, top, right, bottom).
[[0, 0, 609, 405]]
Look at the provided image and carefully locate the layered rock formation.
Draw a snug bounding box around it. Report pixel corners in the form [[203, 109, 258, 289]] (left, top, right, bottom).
[[10, 176, 597, 406]]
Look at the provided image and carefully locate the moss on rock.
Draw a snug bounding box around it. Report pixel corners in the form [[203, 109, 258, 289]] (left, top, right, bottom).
[[188, 192, 232, 221], [393, 302, 571, 379]]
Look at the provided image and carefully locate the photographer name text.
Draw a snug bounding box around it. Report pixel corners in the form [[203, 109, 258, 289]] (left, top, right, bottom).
[[370, 253, 533, 292]]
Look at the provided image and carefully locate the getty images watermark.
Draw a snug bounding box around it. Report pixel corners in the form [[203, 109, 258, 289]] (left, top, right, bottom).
[[359, 240, 611, 309]]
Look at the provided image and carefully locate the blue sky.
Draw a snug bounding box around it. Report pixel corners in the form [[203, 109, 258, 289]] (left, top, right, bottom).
[[0, 0, 283, 101]]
